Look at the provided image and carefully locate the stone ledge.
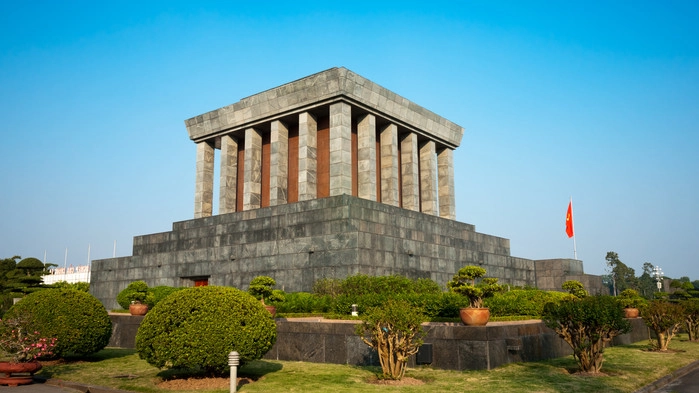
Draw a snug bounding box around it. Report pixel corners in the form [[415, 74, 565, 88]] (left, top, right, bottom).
[[107, 314, 648, 371]]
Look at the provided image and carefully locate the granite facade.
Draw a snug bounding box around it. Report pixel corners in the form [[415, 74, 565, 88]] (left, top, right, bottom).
[[91, 195, 599, 311]]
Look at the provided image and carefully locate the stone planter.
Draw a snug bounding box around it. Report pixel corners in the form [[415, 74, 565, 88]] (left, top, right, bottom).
[[624, 307, 640, 319], [0, 361, 42, 386], [129, 302, 149, 316], [459, 308, 491, 326]]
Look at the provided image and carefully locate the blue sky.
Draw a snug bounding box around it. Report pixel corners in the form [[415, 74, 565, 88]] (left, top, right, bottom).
[[1, 1, 697, 282]]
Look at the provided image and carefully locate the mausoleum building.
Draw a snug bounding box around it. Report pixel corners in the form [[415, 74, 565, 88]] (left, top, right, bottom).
[[90, 67, 602, 310]]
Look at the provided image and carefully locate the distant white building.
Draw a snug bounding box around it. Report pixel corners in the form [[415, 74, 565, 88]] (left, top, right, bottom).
[[43, 265, 90, 284]]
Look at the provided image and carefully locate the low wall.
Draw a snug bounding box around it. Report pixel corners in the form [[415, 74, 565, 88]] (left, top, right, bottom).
[[109, 314, 649, 370]]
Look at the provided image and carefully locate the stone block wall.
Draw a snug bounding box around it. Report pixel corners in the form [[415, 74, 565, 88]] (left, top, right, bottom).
[[264, 317, 648, 370], [535, 259, 606, 294], [107, 315, 649, 371], [92, 195, 551, 310]]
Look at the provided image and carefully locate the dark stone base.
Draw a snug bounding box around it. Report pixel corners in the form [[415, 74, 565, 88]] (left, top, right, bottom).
[[107, 314, 648, 371]]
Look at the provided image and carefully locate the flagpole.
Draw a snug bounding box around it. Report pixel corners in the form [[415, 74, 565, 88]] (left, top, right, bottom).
[[571, 197, 577, 260]]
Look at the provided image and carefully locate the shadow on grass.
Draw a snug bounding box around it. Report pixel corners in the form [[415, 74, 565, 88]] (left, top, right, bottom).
[[77, 347, 137, 361], [155, 359, 284, 381], [36, 348, 137, 380]]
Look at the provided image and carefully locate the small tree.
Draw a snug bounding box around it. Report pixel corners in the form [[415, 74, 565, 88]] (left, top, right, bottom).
[[447, 266, 503, 308], [247, 276, 285, 305], [642, 300, 686, 351], [355, 299, 426, 380], [562, 280, 588, 298], [543, 295, 631, 373], [116, 281, 155, 309], [617, 289, 647, 309], [3, 257, 51, 297], [681, 299, 699, 342]]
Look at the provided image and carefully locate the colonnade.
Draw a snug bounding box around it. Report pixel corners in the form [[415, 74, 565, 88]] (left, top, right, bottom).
[[194, 101, 456, 220]]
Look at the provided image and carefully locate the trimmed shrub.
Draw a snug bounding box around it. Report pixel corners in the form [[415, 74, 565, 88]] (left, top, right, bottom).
[[543, 295, 631, 373], [275, 292, 333, 314], [447, 266, 503, 308], [136, 286, 277, 376], [562, 280, 588, 298], [682, 299, 699, 342], [117, 281, 152, 309], [356, 299, 426, 380], [50, 281, 90, 292], [434, 292, 471, 318], [312, 278, 342, 297], [642, 300, 685, 351], [617, 289, 648, 309], [248, 276, 285, 304], [5, 289, 112, 358], [486, 289, 573, 317], [150, 286, 183, 308]]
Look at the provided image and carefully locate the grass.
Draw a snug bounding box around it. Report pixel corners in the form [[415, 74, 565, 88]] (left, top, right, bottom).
[[37, 335, 699, 393]]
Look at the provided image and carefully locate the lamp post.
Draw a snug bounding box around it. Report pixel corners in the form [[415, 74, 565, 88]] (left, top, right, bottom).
[[228, 351, 240, 393], [653, 265, 664, 292]]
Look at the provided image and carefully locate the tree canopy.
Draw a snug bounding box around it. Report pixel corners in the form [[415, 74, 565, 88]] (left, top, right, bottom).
[[0, 255, 52, 313]]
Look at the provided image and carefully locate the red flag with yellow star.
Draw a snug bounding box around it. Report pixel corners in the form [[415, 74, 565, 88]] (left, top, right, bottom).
[[565, 200, 574, 238]]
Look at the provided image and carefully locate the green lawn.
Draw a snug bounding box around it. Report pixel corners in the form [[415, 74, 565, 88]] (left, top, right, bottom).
[[38, 335, 699, 393]]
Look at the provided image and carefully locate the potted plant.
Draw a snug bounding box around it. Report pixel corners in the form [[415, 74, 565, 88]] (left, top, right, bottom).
[[447, 265, 503, 326], [0, 316, 57, 386], [617, 289, 646, 318], [248, 276, 285, 316], [126, 281, 153, 316]]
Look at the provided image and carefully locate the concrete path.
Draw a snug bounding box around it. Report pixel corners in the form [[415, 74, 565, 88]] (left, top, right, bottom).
[[634, 360, 699, 393], [0, 378, 132, 393], [0, 380, 80, 392], [652, 364, 699, 393]]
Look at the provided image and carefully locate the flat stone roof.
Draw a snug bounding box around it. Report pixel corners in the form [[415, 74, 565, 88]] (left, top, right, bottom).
[[185, 67, 465, 149]]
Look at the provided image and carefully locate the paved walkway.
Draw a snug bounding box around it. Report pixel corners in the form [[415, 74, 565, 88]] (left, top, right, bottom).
[[0, 381, 79, 392], [0, 378, 132, 393], [634, 360, 699, 393], [652, 364, 699, 393]]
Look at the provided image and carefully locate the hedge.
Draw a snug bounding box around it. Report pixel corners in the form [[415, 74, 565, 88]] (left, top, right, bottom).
[[136, 286, 277, 375], [5, 288, 112, 358]]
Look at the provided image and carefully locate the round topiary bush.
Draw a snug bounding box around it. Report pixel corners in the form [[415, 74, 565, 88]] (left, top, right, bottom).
[[136, 286, 277, 375], [5, 288, 112, 358]]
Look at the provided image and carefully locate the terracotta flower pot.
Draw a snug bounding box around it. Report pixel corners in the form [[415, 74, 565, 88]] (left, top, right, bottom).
[[129, 303, 149, 316], [259, 299, 276, 316], [459, 308, 491, 326], [0, 361, 42, 386], [624, 307, 640, 318]]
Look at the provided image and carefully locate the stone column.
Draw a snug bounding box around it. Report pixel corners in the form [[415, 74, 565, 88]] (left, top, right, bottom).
[[357, 114, 377, 201], [419, 141, 438, 216], [219, 134, 238, 215], [438, 147, 456, 220], [270, 120, 289, 206], [243, 127, 262, 210], [329, 102, 352, 196], [400, 132, 420, 211], [380, 124, 399, 206], [194, 140, 214, 218], [298, 112, 317, 201]]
